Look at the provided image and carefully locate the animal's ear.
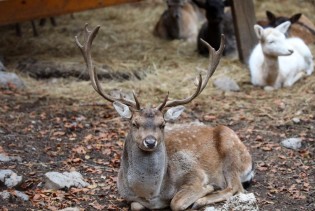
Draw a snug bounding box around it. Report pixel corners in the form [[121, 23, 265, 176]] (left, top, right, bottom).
[[192, 0, 206, 9], [276, 21, 291, 34], [224, 0, 231, 7], [290, 13, 302, 24], [113, 101, 132, 119], [164, 106, 185, 122], [254, 24, 264, 40], [266, 11, 276, 22]]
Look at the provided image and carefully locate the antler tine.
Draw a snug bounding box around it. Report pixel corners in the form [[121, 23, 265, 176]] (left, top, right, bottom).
[[132, 91, 141, 110], [157, 74, 202, 110], [156, 92, 169, 111], [75, 24, 140, 109], [198, 35, 225, 94], [158, 35, 225, 110]]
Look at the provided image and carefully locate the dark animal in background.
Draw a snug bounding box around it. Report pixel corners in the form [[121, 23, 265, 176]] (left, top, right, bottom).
[[258, 10, 315, 44], [193, 0, 236, 56], [153, 0, 205, 42]]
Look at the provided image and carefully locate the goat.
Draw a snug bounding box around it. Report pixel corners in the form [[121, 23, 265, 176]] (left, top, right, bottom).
[[76, 24, 254, 210], [193, 0, 236, 56], [249, 21, 314, 90], [258, 10, 315, 44], [153, 0, 205, 42]]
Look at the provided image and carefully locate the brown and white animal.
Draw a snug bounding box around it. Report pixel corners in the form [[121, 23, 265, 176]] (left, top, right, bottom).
[[193, 0, 236, 56], [249, 21, 314, 90], [258, 10, 315, 44], [76, 24, 254, 210], [153, 0, 205, 42]]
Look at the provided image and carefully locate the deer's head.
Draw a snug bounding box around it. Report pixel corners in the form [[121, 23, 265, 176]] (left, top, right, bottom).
[[75, 24, 224, 152], [166, 0, 188, 20], [254, 21, 294, 57]]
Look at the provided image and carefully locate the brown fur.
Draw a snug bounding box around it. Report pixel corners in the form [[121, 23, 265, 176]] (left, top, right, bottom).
[[153, 0, 205, 42]]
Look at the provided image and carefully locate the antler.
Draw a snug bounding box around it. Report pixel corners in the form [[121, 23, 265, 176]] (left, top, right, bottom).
[[75, 24, 141, 110], [157, 35, 225, 111]]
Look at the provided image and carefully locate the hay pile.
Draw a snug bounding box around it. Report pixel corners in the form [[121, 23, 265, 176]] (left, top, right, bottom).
[[0, 0, 314, 121]]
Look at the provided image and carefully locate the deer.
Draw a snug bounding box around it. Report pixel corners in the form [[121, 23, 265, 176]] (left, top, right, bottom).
[[249, 21, 314, 90], [153, 0, 205, 42], [192, 0, 236, 57], [75, 24, 254, 210], [257, 10, 315, 44]]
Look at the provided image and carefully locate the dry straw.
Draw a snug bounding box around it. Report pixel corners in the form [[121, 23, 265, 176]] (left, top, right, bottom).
[[0, 0, 314, 119]]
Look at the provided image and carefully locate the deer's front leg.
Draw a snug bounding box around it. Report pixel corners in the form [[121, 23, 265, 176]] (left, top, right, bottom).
[[170, 170, 215, 211]]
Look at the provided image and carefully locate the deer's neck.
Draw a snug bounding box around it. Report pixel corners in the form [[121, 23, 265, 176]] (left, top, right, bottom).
[[122, 133, 168, 199], [262, 53, 279, 86], [168, 16, 181, 38]]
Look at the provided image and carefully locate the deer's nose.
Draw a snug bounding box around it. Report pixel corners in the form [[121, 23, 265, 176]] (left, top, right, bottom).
[[143, 136, 157, 149]]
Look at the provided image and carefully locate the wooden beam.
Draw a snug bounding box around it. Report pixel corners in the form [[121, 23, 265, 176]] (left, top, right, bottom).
[[0, 0, 142, 26], [230, 0, 257, 63]]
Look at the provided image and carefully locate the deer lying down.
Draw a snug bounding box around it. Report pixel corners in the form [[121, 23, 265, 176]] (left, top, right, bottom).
[[249, 21, 314, 90], [153, 0, 205, 42], [75, 25, 254, 211], [257, 10, 315, 44]]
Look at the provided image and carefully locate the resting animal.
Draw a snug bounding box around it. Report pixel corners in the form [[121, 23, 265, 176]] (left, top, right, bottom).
[[249, 21, 314, 90]]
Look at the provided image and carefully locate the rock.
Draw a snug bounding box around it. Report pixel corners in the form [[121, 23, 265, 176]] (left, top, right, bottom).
[[0, 169, 23, 188], [221, 193, 259, 211], [0, 153, 22, 162], [281, 138, 302, 150], [204, 193, 259, 211], [44, 171, 90, 190], [0, 190, 29, 201], [58, 207, 81, 211], [0, 71, 25, 89], [292, 117, 300, 123], [205, 207, 217, 211], [14, 190, 29, 201], [0, 154, 10, 162], [213, 76, 240, 92], [0, 191, 10, 200]]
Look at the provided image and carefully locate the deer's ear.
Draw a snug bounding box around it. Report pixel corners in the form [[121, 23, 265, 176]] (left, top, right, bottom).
[[276, 21, 291, 34], [164, 106, 185, 122], [254, 24, 264, 40], [266, 10, 276, 22], [113, 101, 132, 119], [290, 13, 302, 24]]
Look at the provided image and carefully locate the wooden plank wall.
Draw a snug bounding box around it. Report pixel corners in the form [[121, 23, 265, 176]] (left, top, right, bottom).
[[230, 0, 257, 63], [0, 0, 142, 26]]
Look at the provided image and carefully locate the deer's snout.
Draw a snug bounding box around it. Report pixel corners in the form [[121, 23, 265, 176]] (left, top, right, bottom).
[[288, 49, 294, 55], [143, 135, 157, 150]]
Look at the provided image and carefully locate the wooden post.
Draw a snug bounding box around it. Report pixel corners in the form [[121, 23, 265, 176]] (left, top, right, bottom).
[[0, 0, 142, 26], [230, 0, 257, 64]]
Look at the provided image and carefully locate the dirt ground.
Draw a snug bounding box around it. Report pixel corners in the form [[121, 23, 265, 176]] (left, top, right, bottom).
[[0, 0, 315, 210]]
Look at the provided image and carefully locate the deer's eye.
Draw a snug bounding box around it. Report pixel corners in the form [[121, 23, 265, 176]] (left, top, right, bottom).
[[160, 123, 166, 129], [132, 122, 139, 128]]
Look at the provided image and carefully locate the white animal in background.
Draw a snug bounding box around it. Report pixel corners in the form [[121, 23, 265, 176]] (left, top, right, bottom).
[[249, 21, 314, 90]]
